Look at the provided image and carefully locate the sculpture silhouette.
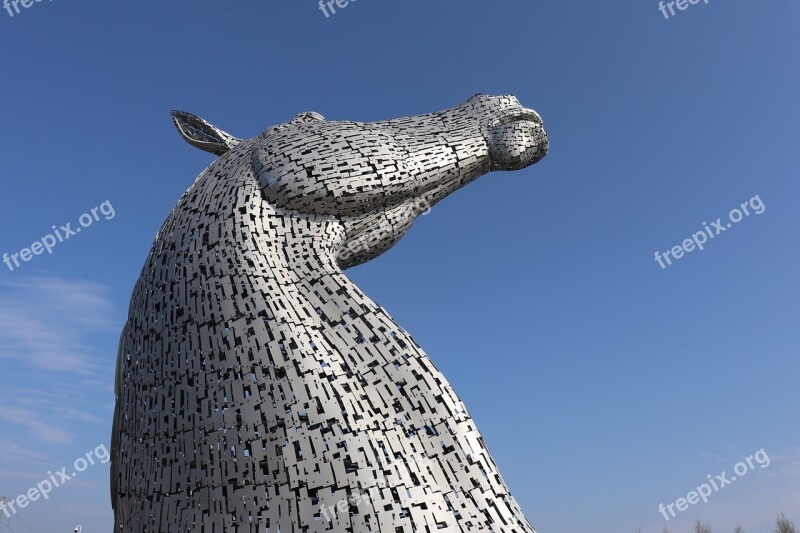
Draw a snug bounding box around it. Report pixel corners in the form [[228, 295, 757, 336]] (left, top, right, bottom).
[[111, 94, 548, 531]]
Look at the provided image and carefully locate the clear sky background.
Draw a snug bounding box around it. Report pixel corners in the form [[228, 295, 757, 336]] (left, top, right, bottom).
[[0, 1, 798, 532]]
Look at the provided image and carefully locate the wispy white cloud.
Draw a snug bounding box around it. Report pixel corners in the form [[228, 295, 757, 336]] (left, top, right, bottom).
[[767, 446, 800, 477], [0, 406, 71, 444], [13, 392, 106, 424], [0, 276, 120, 446], [0, 442, 52, 465], [0, 277, 118, 374]]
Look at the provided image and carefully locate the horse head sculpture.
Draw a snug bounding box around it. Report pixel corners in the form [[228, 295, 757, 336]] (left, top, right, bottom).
[[112, 94, 548, 532]]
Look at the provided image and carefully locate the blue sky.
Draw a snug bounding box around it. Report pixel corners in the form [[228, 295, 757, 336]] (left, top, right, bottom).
[[0, 1, 798, 532]]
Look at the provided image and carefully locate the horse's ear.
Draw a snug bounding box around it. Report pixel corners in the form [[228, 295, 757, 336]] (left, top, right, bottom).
[[171, 111, 242, 156]]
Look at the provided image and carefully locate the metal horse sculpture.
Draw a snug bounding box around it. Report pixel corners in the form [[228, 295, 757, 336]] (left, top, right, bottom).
[[112, 94, 548, 532]]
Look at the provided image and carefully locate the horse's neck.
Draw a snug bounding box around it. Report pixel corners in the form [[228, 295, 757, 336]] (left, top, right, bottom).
[[138, 169, 394, 357]]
